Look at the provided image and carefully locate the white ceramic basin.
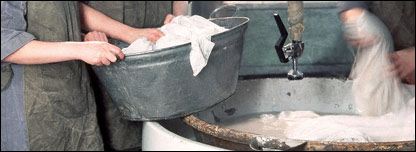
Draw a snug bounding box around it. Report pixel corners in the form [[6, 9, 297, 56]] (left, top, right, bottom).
[[142, 119, 227, 151]]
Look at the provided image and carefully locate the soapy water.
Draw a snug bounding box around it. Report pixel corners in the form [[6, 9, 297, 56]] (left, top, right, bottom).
[[219, 98, 415, 142]]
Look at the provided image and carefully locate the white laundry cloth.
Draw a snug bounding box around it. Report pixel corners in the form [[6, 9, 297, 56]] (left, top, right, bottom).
[[220, 109, 415, 142], [122, 37, 155, 55], [343, 10, 414, 116], [121, 15, 227, 76]]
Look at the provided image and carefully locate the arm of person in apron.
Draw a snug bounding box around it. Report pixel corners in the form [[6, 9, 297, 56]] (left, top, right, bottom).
[[1, 1, 122, 67], [338, 2, 379, 48], [78, 2, 164, 44], [164, 1, 189, 25], [2, 40, 124, 66]]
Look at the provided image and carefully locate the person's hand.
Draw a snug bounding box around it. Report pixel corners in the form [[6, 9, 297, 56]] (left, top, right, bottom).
[[130, 28, 165, 44], [77, 41, 124, 66], [386, 47, 415, 84], [84, 31, 108, 42], [81, 31, 123, 66], [164, 14, 175, 25], [341, 8, 380, 49]]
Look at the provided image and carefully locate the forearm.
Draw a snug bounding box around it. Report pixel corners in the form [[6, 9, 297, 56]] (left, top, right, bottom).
[[78, 2, 136, 43], [2, 40, 80, 64], [173, 1, 188, 16], [340, 8, 365, 22]]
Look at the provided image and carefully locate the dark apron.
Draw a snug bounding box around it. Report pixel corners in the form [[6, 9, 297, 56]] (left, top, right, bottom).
[[87, 1, 172, 150], [89, 1, 172, 28], [23, 1, 103, 150], [370, 1, 415, 51]]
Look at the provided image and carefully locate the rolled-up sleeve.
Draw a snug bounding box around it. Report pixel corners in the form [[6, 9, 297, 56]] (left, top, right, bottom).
[[1, 1, 35, 62], [337, 1, 370, 14]]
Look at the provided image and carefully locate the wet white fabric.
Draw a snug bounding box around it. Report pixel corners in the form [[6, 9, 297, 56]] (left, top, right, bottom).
[[122, 15, 227, 76], [285, 103, 415, 142], [220, 106, 415, 142], [284, 114, 373, 142], [343, 10, 414, 116]]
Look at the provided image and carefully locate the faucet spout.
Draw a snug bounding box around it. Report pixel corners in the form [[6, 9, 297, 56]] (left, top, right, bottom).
[[288, 58, 304, 80], [273, 2, 305, 80]]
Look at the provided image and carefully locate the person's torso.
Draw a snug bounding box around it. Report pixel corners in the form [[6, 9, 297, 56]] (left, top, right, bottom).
[[88, 1, 172, 28], [23, 1, 100, 150], [370, 1, 415, 50], [25, 1, 94, 118]]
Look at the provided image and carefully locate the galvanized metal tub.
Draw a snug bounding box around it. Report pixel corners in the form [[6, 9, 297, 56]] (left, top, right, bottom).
[[183, 78, 415, 151], [92, 17, 249, 121]]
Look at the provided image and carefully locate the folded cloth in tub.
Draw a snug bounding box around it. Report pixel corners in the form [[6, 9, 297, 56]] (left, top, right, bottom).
[[122, 15, 228, 76]]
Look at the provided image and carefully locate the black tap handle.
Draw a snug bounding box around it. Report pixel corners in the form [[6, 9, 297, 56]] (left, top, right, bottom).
[[273, 13, 289, 63]]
